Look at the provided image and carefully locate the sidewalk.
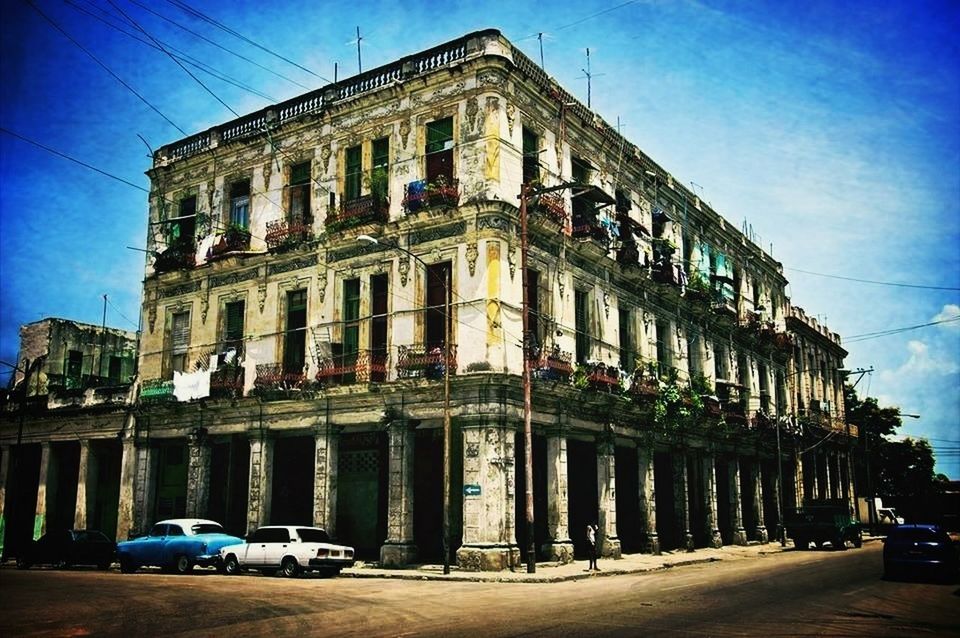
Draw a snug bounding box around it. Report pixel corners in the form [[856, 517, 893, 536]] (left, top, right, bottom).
[[341, 536, 882, 583]]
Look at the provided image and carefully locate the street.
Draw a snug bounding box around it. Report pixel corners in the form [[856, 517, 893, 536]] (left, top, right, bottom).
[[1, 544, 957, 637]]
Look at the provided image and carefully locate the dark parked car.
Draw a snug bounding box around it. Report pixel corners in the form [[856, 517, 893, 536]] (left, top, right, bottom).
[[16, 529, 116, 570], [883, 524, 959, 581]]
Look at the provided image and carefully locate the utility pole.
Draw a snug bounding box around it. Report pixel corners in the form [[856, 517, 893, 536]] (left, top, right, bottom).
[[98, 294, 107, 380], [519, 182, 536, 573], [442, 263, 451, 575], [538, 33, 545, 70], [356, 27, 363, 74]]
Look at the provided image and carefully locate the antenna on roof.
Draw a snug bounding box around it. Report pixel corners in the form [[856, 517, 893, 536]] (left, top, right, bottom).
[[356, 26, 363, 73], [538, 32, 545, 69], [579, 48, 605, 109]]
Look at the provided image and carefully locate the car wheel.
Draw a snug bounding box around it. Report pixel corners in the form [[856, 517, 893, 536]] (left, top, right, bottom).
[[97, 561, 112, 571], [119, 556, 137, 574], [833, 536, 847, 551], [174, 555, 193, 574], [853, 533, 863, 549], [16, 557, 31, 570], [814, 540, 824, 550], [280, 557, 300, 578], [223, 555, 240, 575], [794, 537, 808, 551]]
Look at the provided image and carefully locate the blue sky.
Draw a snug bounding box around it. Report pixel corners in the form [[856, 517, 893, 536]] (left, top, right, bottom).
[[1, 0, 958, 476]]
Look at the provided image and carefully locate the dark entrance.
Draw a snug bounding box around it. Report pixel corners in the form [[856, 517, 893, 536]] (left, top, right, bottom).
[[514, 432, 547, 560], [90, 440, 122, 539], [47, 442, 80, 534], [716, 458, 732, 545], [154, 443, 187, 520], [653, 451, 678, 550], [336, 431, 388, 560], [742, 461, 758, 540], [566, 438, 598, 558], [414, 428, 443, 563], [2, 443, 41, 558], [615, 445, 640, 553], [208, 436, 249, 536], [688, 454, 708, 548], [270, 436, 314, 526]]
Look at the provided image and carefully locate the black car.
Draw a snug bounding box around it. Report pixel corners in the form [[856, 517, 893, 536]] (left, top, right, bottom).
[[883, 524, 959, 581], [16, 529, 116, 570]]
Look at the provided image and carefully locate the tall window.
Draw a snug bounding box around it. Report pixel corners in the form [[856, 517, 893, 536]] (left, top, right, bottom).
[[758, 362, 770, 413], [715, 342, 729, 380], [426, 117, 454, 184], [289, 161, 311, 221], [526, 268, 542, 353], [522, 127, 539, 186], [345, 145, 362, 202], [66, 350, 83, 381], [619, 308, 634, 371], [575, 289, 590, 364], [171, 195, 197, 248], [224, 301, 245, 352], [425, 262, 451, 350], [229, 179, 250, 228], [108, 356, 123, 383], [170, 311, 190, 376], [571, 156, 592, 220], [343, 278, 361, 359], [283, 290, 307, 375], [655, 319, 672, 377], [371, 274, 388, 382], [737, 353, 750, 409], [687, 331, 701, 379], [371, 137, 389, 203]]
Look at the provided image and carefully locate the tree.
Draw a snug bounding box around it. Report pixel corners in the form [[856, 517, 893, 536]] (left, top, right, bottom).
[[845, 384, 945, 522]]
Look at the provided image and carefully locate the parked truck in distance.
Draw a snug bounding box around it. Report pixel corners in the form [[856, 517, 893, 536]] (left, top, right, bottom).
[[785, 499, 862, 551]]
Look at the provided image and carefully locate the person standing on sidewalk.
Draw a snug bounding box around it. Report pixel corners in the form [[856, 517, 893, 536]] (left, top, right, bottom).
[[586, 523, 600, 571]]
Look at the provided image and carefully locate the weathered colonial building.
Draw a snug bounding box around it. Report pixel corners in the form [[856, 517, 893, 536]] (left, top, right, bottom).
[[1, 29, 857, 570]]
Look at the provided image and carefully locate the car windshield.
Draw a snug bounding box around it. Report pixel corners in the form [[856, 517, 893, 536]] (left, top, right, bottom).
[[297, 528, 330, 543], [75, 531, 110, 543], [192, 523, 225, 535], [890, 528, 945, 543]]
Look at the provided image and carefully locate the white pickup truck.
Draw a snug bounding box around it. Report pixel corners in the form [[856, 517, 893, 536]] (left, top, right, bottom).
[[219, 526, 355, 577]]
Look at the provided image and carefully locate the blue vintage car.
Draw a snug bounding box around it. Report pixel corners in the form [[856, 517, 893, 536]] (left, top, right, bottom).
[[117, 519, 243, 574]]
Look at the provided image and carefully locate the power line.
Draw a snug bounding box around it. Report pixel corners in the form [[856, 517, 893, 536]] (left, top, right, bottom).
[[516, 0, 639, 40], [116, 0, 310, 91], [106, 0, 240, 118], [786, 266, 960, 291], [844, 315, 960, 343], [25, 0, 188, 136], [63, 0, 277, 102], [164, 0, 331, 83]]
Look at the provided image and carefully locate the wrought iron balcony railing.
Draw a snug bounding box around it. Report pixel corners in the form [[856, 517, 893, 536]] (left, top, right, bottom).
[[316, 349, 387, 385], [265, 215, 314, 250], [327, 196, 389, 233], [533, 349, 573, 381], [254, 363, 307, 390], [533, 194, 567, 226], [154, 243, 196, 273], [209, 228, 251, 257], [396, 344, 458, 379], [210, 364, 245, 399], [141, 378, 175, 402], [402, 179, 460, 213]]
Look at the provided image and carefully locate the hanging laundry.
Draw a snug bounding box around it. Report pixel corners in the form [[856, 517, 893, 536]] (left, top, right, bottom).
[[173, 368, 211, 402]]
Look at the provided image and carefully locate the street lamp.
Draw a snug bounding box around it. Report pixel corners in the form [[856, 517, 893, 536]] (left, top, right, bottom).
[[357, 234, 452, 575]]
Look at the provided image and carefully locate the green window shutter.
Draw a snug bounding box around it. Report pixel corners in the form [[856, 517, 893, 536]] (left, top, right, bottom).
[[426, 117, 453, 154], [225, 301, 245, 343]]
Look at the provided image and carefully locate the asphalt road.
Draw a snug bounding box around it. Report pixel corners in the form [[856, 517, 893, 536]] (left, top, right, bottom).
[[1, 544, 957, 637]]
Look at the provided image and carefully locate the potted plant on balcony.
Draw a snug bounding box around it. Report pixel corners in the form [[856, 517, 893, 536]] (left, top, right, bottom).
[[426, 175, 457, 207], [370, 168, 389, 214]]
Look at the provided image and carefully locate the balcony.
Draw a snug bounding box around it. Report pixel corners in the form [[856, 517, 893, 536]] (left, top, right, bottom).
[[532, 194, 567, 226], [265, 215, 314, 251], [209, 227, 251, 258], [571, 214, 608, 243], [253, 363, 307, 391], [583, 362, 621, 393], [396, 344, 458, 379], [403, 178, 460, 213], [316, 349, 387, 386], [209, 364, 244, 399], [627, 375, 659, 402], [651, 261, 684, 287], [327, 196, 389, 233], [534, 348, 573, 382], [140, 378, 175, 403], [153, 243, 196, 273]]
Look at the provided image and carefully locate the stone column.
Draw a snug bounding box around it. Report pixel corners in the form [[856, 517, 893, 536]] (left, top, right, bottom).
[[132, 442, 158, 535], [674, 453, 694, 551], [751, 460, 768, 543], [185, 433, 212, 518], [312, 426, 339, 535], [0, 445, 11, 557], [845, 451, 857, 513], [456, 421, 520, 571], [793, 450, 805, 507], [34, 442, 52, 540], [703, 453, 723, 548], [596, 434, 621, 558], [765, 462, 782, 541], [727, 458, 748, 545], [381, 419, 417, 567], [115, 435, 138, 541], [246, 434, 274, 534], [541, 429, 574, 562], [74, 440, 99, 530], [637, 446, 659, 554]]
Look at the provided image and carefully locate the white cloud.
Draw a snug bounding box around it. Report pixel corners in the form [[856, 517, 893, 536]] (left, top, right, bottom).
[[878, 339, 960, 382], [932, 304, 960, 329]]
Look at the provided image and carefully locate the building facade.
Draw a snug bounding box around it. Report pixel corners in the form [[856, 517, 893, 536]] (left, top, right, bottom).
[[1, 30, 857, 570]]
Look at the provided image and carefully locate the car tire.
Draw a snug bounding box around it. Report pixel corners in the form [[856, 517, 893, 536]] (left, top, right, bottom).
[[280, 557, 300, 578], [833, 536, 847, 551], [97, 561, 112, 571], [853, 533, 863, 549], [119, 556, 137, 574], [814, 540, 824, 550], [174, 555, 193, 574], [16, 557, 31, 570], [794, 537, 808, 551], [223, 554, 240, 575]]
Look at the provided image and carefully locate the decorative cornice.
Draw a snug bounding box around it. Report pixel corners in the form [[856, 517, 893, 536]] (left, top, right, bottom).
[[267, 254, 318, 275], [210, 268, 259, 289]]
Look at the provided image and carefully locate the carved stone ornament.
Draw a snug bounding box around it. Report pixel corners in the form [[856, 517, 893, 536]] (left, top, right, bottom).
[[557, 267, 565, 299], [263, 159, 273, 190], [603, 291, 610, 319], [466, 242, 478, 277], [507, 243, 517, 281], [320, 145, 332, 174], [399, 119, 411, 150], [477, 69, 504, 87], [506, 102, 516, 137], [147, 302, 157, 334], [200, 289, 210, 324], [318, 268, 328, 304], [398, 255, 410, 287], [258, 283, 267, 313]]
